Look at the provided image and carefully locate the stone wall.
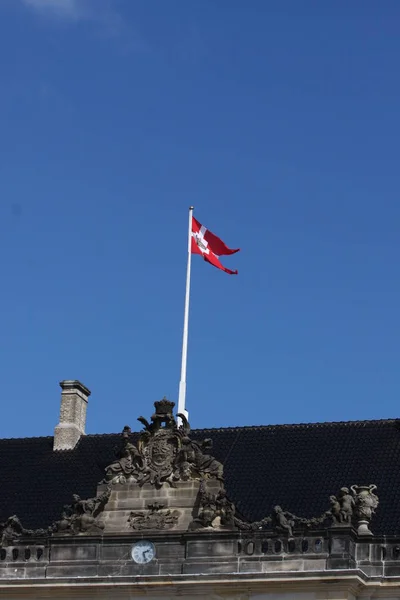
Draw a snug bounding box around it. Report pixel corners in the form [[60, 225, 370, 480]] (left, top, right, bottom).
[[99, 480, 217, 533]]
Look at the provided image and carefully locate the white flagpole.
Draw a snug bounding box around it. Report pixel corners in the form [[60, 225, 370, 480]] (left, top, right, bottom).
[[177, 206, 194, 423]]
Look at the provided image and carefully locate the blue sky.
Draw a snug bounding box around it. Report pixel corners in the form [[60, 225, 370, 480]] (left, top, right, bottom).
[[0, 0, 399, 438]]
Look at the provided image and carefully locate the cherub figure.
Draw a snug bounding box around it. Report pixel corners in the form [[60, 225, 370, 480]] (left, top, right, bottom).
[[272, 505, 295, 539], [329, 495, 342, 524], [338, 487, 355, 524]]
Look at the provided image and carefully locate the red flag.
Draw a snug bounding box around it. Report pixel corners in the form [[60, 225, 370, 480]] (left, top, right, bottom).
[[191, 216, 240, 275]]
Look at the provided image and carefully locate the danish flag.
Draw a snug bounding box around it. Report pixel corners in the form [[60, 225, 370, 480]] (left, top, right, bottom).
[[191, 217, 240, 275]]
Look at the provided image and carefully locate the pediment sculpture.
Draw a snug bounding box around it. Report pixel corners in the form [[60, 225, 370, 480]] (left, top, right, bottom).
[[0, 487, 112, 544], [103, 398, 224, 487], [190, 480, 236, 530], [51, 486, 111, 535]]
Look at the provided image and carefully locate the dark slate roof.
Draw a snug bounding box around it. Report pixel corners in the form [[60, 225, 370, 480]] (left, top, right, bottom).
[[1, 419, 400, 535]]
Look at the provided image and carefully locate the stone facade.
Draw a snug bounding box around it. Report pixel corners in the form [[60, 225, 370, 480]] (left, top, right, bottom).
[[1, 522, 400, 598]]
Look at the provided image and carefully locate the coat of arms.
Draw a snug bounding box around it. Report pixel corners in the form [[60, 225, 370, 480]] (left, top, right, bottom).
[[102, 398, 224, 488]]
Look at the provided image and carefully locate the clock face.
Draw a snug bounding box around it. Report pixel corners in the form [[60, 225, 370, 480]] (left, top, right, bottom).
[[131, 540, 156, 564]]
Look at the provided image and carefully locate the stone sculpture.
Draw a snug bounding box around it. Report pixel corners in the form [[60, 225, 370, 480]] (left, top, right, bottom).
[[0, 516, 27, 546], [339, 487, 356, 523], [128, 502, 179, 531], [189, 480, 236, 530], [104, 425, 144, 484], [351, 484, 379, 536], [216, 488, 236, 526], [234, 484, 379, 537], [0, 486, 112, 543], [329, 484, 378, 534], [52, 486, 111, 535], [190, 480, 218, 528], [330, 487, 355, 525], [0, 516, 25, 546], [103, 398, 224, 488], [329, 495, 342, 523], [271, 506, 295, 539], [0, 515, 48, 546], [235, 507, 328, 534]]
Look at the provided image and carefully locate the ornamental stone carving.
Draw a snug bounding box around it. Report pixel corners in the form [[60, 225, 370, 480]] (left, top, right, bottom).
[[234, 484, 379, 537], [174, 435, 224, 481], [128, 502, 179, 530], [0, 488, 112, 543], [215, 488, 236, 526], [51, 486, 111, 535], [0, 516, 48, 546], [103, 398, 224, 488], [329, 487, 355, 525], [104, 425, 144, 484], [271, 506, 296, 539], [351, 484, 379, 536], [189, 480, 236, 530], [0, 516, 27, 546], [235, 508, 328, 534], [329, 484, 378, 535]]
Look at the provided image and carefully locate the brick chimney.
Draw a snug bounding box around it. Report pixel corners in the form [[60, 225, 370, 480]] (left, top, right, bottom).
[[53, 380, 91, 450]]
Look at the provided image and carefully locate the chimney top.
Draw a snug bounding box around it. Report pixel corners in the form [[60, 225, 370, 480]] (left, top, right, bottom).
[[59, 380, 91, 397], [54, 380, 91, 451]]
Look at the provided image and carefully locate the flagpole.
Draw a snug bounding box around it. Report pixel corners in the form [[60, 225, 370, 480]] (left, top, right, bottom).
[[177, 206, 194, 423]]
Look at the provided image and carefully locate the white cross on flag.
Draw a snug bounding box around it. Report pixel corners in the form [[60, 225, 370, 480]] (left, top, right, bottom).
[[191, 216, 240, 274]]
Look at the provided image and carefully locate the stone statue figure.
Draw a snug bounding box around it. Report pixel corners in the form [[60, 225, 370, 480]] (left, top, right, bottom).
[[329, 484, 379, 535], [177, 460, 192, 481], [53, 487, 111, 535], [329, 495, 342, 523], [176, 437, 223, 481], [0, 516, 24, 546], [330, 487, 355, 525], [189, 480, 236, 530], [0, 515, 50, 546], [104, 426, 143, 484], [216, 488, 236, 526], [338, 487, 355, 523], [271, 506, 295, 539], [194, 480, 218, 527]]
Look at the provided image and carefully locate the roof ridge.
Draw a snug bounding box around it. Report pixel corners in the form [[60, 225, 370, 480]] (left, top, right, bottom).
[[0, 417, 398, 442], [190, 417, 400, 433], [0, 435, 54, 442], [86, 417, 400, 437]]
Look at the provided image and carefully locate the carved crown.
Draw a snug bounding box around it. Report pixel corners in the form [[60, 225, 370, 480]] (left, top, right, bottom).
[[153, 398, 175, 417]]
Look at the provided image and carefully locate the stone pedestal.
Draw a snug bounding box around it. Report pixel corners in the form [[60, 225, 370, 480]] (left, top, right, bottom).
[[98, 480, 223, 534], [356, 519, 373, 536]]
